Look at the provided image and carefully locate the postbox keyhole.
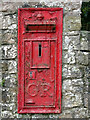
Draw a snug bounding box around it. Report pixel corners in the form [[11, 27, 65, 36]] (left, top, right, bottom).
[[30, 72, 32, 77], [39, 44, 41, 57]]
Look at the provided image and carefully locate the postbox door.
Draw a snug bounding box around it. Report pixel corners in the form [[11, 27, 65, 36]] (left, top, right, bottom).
[[18, 8, 63, 113], [24, 39, 56, 106]]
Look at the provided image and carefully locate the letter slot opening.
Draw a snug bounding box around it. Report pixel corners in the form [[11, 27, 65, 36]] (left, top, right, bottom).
[[39, 44, 41, 57], [24, 21, 56, 32]]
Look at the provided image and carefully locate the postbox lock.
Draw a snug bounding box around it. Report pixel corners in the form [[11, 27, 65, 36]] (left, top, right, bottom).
[[29, 71, 36, 79]]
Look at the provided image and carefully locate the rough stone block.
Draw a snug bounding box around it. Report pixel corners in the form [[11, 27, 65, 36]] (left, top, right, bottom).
[[80, 39, 89, 51], [64, 15, 81, 32], [64, 2, 81, 14], [59, 109, 73, 118], [83, 66, 89, 92], [2, 45, 17, 59], [62, 65, 83, 79], [59, 108, 88, 118], [73, 108, 89, 118], [2, 31, 16, 44], [84, 92, 88, 108], [0, 70, 2, 84], [80, 31, 89, 51], [2, 103, 16, 112], [63, 50, 75, 64], [0, 13, 2, 30], [80, 31, 89, 38], [8, 24, 17, 30], [8, 60, 17, 73], [2, 74, 17, 88], [62, 93, 83, 108], [0, 30, 2, 45], [1, 60, 17, 74], [63, 79, 84, 91], [2, 60, 8, 73], [2, 14, 17, 30], [1, 2, 23, 13], [76, 51, 89, 65], [63, 35, 80, 50], [32, 114, 49, 118], [1, 111, 13, 118], [62, 79, 83, 108], [2, 88, 17, 103], [63, 31, 80, 36], [2, 15, 12, 29]]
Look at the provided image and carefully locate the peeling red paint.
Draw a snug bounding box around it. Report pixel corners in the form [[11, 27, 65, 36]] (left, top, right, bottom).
[[18, 8, 63, 113]]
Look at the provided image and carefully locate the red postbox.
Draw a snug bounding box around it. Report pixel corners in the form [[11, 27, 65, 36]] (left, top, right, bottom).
[[18, 8, 63, 113]]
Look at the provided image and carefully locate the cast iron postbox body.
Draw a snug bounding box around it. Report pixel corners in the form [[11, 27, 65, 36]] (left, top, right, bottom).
[[18, 8, 63, 113]]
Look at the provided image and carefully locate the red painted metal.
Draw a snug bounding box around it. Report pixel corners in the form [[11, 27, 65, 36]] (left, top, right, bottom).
[[18, 8, 63, 113]]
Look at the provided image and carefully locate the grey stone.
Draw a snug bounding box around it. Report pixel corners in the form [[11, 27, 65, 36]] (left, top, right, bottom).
[[62, 65, 83, 79], [81, 31, 89, 38], [80, 40, 89, 51], [82, 66, 89, 92], [84, 92, 88, 108], [2, 88, 11, 103], [84, 66, 90, 79], [0, 30, 2, 46], [2, 103, 16, 112], [2, 32, 16, 44], [2, 88, 17, 103], [1, 60, 17, 73], [63, 50, 76, 64], [63, 31, 80, 36], [63, 35, 80, 50], [0, 70, 2, 85], [32, 114, 49, 118], [1, 2, 23, 12], [15, 113, 31, 118], [39, 1, 81, 15], [8, 24, 17, 30], [59, 109, 73, 118], [8, 60, 17, 73], [0, 0, 89, 119], [0, 47, 2, 60], [1, 111, 13, 118], [60, 108, 89, 118], [80, 31, 89, 51], [64, 15, 81, 32], [2, 17, 8, 29], [2, 15, 13, 29], [2, 60, 8, 73], [62, 79, 83, 108], [73, 108, 89, 118], [76, 51, 89, 65], [2, 74, 17, 88], [2, 45, 17, 59], [0, 13, 3, 30]]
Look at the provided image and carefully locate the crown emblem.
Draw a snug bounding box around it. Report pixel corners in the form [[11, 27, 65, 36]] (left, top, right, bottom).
[[36, 13, 44, 20]]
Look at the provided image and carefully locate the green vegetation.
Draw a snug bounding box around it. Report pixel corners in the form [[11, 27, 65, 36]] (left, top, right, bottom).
[[81, 2, 90, 31], [0, 79, 5, 87]]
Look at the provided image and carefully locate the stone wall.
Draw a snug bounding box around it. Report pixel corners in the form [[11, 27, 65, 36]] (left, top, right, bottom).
[[0, 1, 90, 119]]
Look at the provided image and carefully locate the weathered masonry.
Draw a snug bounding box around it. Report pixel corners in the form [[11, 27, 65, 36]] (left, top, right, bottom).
[[18, 8, 63, 113], [0, 1, 89, 119]]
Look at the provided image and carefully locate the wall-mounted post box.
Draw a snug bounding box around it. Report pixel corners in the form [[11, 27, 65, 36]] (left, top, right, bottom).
[[18, 8, 63, 113]]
